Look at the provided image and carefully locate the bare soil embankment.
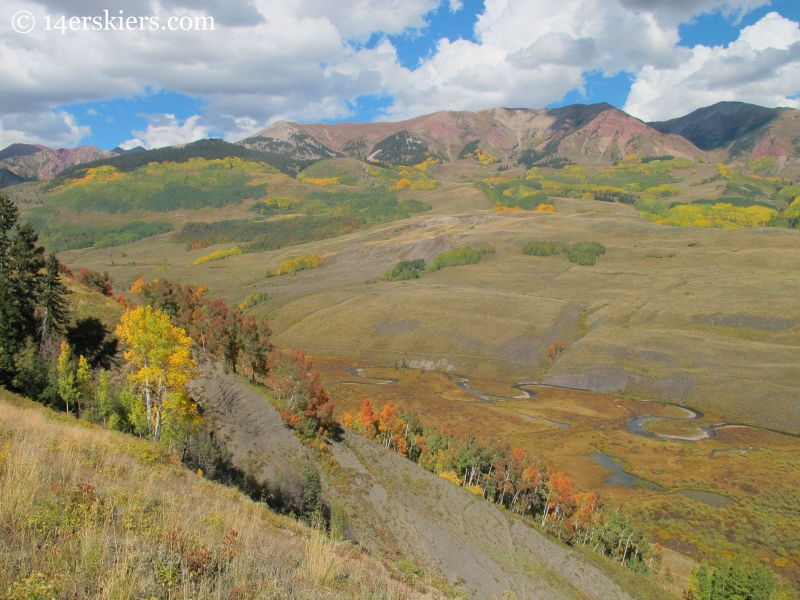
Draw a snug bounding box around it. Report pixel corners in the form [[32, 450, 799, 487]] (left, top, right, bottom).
[[187, 358, 665, 600]]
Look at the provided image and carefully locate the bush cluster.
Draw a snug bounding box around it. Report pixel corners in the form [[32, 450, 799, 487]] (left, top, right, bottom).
[[429, 246, 494, 272], [523, 240, 606, 265], [381, 258, 425, 281]]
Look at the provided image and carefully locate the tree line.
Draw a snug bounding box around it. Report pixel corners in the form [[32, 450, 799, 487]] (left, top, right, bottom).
[[0, 193, 72, 396]]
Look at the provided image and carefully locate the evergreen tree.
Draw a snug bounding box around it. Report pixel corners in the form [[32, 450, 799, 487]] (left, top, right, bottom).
[[10, 221, 45, 341], [39, 252, 71, 339], [0, 194, 23, 385], [0, 193, 47, 388]]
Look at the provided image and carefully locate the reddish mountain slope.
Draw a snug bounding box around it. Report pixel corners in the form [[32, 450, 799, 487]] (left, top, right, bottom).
[[242, 103, 706, 167], [0, 145, 115, 181]]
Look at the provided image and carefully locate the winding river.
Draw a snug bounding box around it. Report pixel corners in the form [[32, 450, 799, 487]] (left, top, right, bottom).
[[626, 404, 800, 442], [336, 366, 800, 443], [335, 366, 800, 507]]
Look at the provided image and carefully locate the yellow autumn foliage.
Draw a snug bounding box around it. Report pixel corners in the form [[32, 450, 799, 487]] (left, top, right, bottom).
[[276, 253, 325, 275], [262, 196, 301, 210], [562, 164, 587, 180], [302, 177, 339, 187], [410, 178, 438, 190], [193, 247, 243, 265], [494, 204, 555, 213], [781, 198, 800, 223], [411, 157, 440, 171], [649, 203, 777, 229], [645, 184, 682, 197], [390, 178, 411, 191], [68, 165, 126, 187], [438, 471, 462, 486]]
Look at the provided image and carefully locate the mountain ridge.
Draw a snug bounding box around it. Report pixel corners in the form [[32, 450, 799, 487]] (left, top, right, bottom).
[[4, 100, 800, 191], [243, 102, 705, 167]]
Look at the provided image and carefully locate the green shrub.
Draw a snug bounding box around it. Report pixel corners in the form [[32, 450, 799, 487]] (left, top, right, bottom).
[[381, 259, 425, 281], [634, 196, 670, 216], [398, 199, 432, 213], [523, 241, 568, 256], [566, 242, 606, 265], [429, 247, 490, 272], [523, 240, 606, 265]]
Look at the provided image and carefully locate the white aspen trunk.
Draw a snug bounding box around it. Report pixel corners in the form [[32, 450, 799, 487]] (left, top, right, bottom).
[[541, 488, 553, 526], [621, 534, 633, 567], [153, 376, 165, 441], [144, 374, 153, 438], [41, 307, 49, 341]]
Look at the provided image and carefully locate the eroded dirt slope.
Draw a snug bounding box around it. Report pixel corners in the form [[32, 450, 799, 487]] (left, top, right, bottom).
[[187, 357, 647, 600]]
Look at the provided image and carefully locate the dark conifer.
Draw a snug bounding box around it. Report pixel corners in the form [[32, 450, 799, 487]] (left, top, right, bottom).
[[40, 252, 71, 339], [0, 194, 21, 384], [0, 193, 46, 386]]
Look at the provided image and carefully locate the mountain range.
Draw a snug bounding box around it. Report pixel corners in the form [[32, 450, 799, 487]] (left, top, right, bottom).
[[2, 101, 799, 189]]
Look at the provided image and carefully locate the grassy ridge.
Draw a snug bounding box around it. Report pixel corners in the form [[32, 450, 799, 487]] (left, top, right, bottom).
[[32, 220, 174, 252], [50, 158, 273, 214], [46, 138, 309, 183], [175, 216, 363, 252], [250, 190, 431, 222], [0, 393, 431, 599]]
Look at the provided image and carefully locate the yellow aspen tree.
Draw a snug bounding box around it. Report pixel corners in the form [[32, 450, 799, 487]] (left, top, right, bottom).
[[56, 341, 77, 415], [74, 355, 93, 417], [115, 305, 198, 441]]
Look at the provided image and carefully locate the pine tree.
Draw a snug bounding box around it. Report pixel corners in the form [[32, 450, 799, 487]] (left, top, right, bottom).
[[10, 221, 45, 341], [39, 252, 70, 340], [0, 194, 20, 384]]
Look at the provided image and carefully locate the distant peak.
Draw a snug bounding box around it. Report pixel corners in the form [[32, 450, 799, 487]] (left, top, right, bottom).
[[112, 146, 146, 155], [0, 142, 48, 162]]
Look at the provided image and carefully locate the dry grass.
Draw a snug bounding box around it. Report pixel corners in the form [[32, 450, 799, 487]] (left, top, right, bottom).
[[0, 392, 441, 599]]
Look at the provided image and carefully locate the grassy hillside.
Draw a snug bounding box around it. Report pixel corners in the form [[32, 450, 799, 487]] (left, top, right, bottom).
[[0, 392, 436, 599], [47, 157, 276, 214]]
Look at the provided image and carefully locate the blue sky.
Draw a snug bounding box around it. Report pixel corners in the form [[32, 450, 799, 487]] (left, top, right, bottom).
[[10, 0, 800, 150], [65, 92, 207, 150]]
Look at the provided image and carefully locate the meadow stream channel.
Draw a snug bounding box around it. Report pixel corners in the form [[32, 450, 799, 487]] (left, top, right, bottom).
[[335, 367, 799, 506]]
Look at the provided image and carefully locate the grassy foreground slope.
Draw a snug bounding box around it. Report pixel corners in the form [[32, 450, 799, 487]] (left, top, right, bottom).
[[0, 392, 436, 599]]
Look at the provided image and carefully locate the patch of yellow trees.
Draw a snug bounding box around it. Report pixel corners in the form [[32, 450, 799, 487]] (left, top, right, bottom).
[[115, 305, 199, 442]]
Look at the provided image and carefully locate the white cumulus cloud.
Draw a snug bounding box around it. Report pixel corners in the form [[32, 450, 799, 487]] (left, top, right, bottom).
[[0, 110, 90, 148], [625, 12, 800, 121], [0, 0, 798, 148], [123, 114, 212, 149]]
